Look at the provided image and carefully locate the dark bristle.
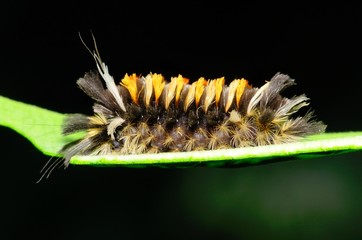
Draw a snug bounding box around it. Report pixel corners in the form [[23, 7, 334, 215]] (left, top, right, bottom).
[[258, 108, 275, 126], [62, 114, 89, 135], [238, 88, 256, 114], [77, 71, 122, 116]]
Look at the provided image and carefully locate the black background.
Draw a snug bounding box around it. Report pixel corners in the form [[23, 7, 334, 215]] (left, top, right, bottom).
[[1, 2, 362, 240]]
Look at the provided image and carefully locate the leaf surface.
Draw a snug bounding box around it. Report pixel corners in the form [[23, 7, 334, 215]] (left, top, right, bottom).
[[1, 95, 361, 167]]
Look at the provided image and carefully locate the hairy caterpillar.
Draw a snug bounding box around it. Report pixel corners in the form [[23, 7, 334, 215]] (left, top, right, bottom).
[[54, 35, 327, 174]]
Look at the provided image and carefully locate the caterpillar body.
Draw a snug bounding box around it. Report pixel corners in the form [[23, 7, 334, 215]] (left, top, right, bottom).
[[60, 37, 327, 168]]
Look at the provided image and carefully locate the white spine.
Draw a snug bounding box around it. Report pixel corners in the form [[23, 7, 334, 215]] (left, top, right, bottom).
[[247, 82, 270, 115], [94, 55, 126, 112]]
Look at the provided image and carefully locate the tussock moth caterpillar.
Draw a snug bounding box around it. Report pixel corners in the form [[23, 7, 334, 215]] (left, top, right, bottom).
[[41, 34, 327, 179]]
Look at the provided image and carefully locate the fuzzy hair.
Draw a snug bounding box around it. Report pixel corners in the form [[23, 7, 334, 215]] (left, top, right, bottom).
[[60, 70, 326, 166]]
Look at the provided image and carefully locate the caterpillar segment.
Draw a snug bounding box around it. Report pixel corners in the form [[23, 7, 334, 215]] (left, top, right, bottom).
[[61, 69, 326, 166]]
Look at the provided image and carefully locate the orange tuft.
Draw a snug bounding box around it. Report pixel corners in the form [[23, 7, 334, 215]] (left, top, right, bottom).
[[120, 73, 139, 104], [152, 73, 165, 105], [214, 77, 225, 107], [235, 78, 249, 109], [175, 75, 187, 107], [195, 77, 207, 107]]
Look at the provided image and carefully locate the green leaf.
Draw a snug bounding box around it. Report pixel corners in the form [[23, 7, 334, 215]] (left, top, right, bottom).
[[1, 95, 362, 168], [0, 95, 83, 157]]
